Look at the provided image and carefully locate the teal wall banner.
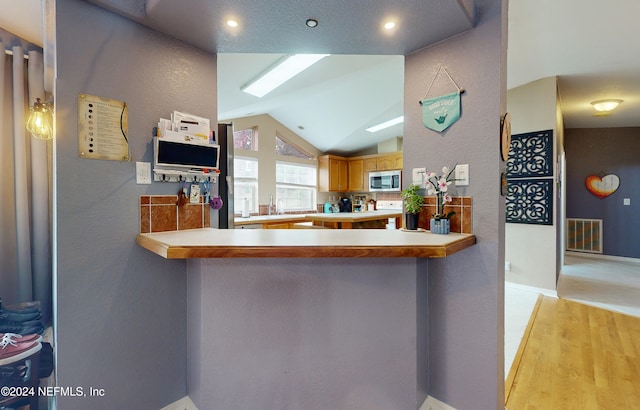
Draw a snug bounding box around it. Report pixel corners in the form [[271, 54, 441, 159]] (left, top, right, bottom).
[[420, 91, 461, 132]]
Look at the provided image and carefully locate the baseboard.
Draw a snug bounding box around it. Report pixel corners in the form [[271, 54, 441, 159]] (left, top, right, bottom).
[[565, 251, 640, 264], [160, 396, 197, 410], [505, 281, 558, 298], [419, 395, 457, 410]]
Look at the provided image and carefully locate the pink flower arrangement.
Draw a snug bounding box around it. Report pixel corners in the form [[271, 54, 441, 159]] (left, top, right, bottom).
[[426, 165, 457, 220]]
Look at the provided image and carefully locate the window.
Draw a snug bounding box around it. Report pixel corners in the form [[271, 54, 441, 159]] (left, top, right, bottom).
[[234, 157, 259, 213], [275, 135, 312, 159], [233, 127, 258, 151], [276, 162, 317, 211]]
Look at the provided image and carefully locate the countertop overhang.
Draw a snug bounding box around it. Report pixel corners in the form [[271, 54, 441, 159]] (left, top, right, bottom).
[[136, 228, 476, 259]]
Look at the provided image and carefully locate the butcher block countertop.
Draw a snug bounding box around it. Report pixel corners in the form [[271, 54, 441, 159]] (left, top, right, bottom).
[[136, 228, 476, 259]]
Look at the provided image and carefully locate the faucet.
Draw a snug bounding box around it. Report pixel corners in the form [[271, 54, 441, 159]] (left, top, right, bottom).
[[268, 194, 274, 215]]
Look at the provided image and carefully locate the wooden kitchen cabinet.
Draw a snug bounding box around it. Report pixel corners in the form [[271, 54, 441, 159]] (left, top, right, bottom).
[[318, 155, 348, 192], [319, 152, 402, 192], [363, 158, 377, 172], [376, 153, 403, 170], [390, 153, 403, 169], [348, 159, 365, 192]]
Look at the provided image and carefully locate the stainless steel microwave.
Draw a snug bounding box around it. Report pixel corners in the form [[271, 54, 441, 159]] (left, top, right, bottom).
[[369, 170, 401, 192]]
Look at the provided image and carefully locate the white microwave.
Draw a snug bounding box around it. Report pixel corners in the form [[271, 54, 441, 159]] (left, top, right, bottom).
[[369, 170, 401, 192]]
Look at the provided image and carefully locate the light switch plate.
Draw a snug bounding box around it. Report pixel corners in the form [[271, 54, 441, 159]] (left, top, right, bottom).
[[455, 164, 469, 186], [136, 162, 152, 184], [624, 198, 631, 206], [412, 167, 426, 185]]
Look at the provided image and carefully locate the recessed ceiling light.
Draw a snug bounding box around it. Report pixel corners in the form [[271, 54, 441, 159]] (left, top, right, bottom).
[[227, 20, 239, 27], [241, 54, 330, 98], [591, 99, 623, 112], [305, 18, 319, 28], [366, 116, 404, 133], [384, 21, 396, 30]]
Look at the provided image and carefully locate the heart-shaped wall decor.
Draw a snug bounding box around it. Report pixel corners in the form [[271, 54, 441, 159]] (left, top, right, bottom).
[[585, 174, 619, 199]]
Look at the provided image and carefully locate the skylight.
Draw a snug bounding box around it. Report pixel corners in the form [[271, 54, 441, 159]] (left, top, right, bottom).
[[241, 54, 329, 98]]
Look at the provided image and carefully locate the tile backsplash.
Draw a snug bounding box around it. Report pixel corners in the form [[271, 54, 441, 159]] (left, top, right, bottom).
[[140, 195, 211, 233], [139, 194, 472, 234], [419, 196, 472, 234]]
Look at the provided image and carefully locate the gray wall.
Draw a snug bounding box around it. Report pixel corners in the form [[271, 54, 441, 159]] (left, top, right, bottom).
[[53, 0, 505, 408], [565, 127, 640, 259], [404, 0, 506, 408], [188, 258, 420, 409], [54, 0, 216, 408]]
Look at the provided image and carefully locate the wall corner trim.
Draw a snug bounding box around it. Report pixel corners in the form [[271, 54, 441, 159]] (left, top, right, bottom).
[[420, 395, 458, 410], [160, 396, 198, 410]]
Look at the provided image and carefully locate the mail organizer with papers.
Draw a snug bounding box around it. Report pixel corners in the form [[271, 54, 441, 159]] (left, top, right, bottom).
[[153, 111, 220, 183], [153, 136, 220, 183]]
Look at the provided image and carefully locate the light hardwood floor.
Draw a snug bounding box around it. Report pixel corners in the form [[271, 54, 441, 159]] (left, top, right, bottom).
[[506, 296, 640, 409]]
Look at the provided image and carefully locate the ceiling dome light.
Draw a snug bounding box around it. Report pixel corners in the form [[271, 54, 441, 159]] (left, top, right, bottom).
[[227, 20, 238, 27], [305, 18, 319, 28], [591, 99, 623, 112], [384, 21, 396, 30]]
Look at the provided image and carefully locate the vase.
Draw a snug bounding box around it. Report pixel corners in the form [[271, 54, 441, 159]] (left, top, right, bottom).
[[405, 213, 420, 230], [430, 218, 450, 234], [436, 192, 445, 216]]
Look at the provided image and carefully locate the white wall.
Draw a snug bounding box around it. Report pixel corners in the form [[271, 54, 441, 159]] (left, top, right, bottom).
[[506, 76, 560, 290]]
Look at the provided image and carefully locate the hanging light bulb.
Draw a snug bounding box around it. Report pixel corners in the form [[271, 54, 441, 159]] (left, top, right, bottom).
[[26, 97, 54, 140]]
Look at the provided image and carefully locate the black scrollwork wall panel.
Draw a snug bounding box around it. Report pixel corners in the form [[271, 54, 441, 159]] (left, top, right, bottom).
[[506, 179, 553, 225], [506, 130, 553, 178], [506, 129, 554, 225]]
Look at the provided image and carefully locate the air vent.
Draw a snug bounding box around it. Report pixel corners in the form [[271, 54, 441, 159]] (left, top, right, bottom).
[[566, 218, 603, 254]]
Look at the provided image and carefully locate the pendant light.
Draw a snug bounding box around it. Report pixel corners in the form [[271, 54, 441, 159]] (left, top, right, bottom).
[[26, 97, 54, 140]]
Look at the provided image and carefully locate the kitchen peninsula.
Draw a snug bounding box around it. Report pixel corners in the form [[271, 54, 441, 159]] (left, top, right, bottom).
[[137, 228, 475, 407]]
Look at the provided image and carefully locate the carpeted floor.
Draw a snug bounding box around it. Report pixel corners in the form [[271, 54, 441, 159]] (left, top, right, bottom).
[[558, 254, 640, 318]]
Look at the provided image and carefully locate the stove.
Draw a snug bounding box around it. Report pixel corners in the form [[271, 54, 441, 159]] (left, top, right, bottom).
[[374, 200, 403, 229]]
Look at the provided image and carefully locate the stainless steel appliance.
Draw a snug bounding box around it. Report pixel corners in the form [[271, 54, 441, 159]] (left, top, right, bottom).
[[369, 170, 401, 192]]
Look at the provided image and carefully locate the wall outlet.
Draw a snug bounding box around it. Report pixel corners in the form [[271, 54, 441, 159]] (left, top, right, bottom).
[[136, 162, 152, 184], [505, 261, 511, 271], [624, 198, 631, 206]]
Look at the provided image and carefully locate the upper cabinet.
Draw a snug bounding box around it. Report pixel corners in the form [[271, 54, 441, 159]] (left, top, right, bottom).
[[376, 153, 403, 171], [319, 152, 402, 193], [348, 159, 365, 192], [363, 158, 378, 172], [360, 153, 403, 172], [319, 155, 348, 192]]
